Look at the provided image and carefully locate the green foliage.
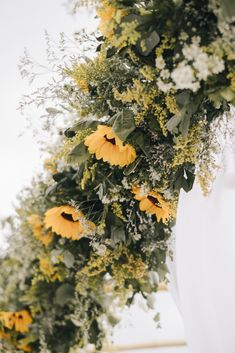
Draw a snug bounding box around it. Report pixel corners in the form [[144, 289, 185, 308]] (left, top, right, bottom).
[[0, 0, 234, 352], [112, 109, 136, 141]]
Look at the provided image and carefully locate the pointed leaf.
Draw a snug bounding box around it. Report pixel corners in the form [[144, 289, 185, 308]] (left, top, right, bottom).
[[67, 142, 90, 165], [112, 110, 136, 141]]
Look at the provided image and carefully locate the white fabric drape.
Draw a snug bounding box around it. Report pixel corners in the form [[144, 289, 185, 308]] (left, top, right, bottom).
[[169, 142, 235, 353]]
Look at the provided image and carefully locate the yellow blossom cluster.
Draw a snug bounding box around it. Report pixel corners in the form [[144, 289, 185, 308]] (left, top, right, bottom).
[[79, 247, 146, 286], [81, 163, 97, 190], [39, 257, 64, 282], [173, 121, 206, 167], [114, 79, 156, 109], [111, 202, 126, 222]]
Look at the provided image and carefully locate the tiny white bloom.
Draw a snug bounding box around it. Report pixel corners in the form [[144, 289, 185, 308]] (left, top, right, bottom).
[[157, 78, 173, 93], [179, 31, 189, 41], [171, 62, 200, 92], [193, 52, 210, 80], [160, 69, 170, 79], [155, 55, 166, 70], [209, 55, 225, 74]]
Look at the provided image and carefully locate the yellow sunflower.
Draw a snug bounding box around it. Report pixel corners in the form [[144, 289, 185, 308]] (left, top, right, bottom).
[[0, 310, 32, 333], [44, 205, 95, 240], [28, 214, 53, 246], [132, 186, 171, 223], [0, 312, 14, 330], [14, 311, 32, 333], [84, 125, 136, 167]]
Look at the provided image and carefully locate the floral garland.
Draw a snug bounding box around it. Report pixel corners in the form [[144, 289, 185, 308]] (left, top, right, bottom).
[[0, 0, 234, 352]]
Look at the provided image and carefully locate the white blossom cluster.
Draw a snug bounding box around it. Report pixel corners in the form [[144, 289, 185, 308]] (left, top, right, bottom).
[[156, 36, 225, 93]]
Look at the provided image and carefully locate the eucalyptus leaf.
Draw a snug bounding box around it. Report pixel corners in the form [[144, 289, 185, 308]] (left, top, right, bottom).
[[179, 107, 191, 136], [165, 114, 182, 133], [175, 91, 190, 108], [123, 157, 142, 176], [134, 131, 151, 157], [157, 263, 168, 282], [221, 0, 235, 18], [167, 92, 202, 136], [45, 183, 58, 197], [54, 284, 75, 306], [111, 225, 126, 244], [88, 320, 100, 344], [63, 251, 75, 268], [174, 167, 195, 192], [112, 110, 136, 141], [65, 120, 99, 138], [46, 107, 62, 116], [136, 31, 160, 56], [67, 142, 90, 165]]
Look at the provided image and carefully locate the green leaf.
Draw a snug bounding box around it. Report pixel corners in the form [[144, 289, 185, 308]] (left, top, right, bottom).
[[106, 213, 126, 245], [45, 183, 58, 197], [136, 31, 160, 56], [65, 120, 99, 138], [96, 182, 107, 200], [46, 107, 62, 116], [175, 91, 190, 108], [54, 284, 75, 306], [174, 167, 195, 192], [220, 87, 235, 102], [67, 142, 90, 165], [63, 251, 75, 268], [179, 107, 191, 136], [123, 157, 142, 176], [221, 0, 235, 18], [166, 92, 202, 136], [88, 320, 100, 345], [112, 110, 136, 141], [158, 263, 168, 282], [111, 225, 126, 245], [165, 114, 182, 133], [18, 334, 39, 345], [134, 131, 151, 157]]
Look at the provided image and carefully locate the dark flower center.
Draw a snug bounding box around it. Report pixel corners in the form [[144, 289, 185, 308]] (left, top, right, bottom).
[[61, 212, 78, 222], [18, 315, 23, 319], [104, 135, 116, 145], [147, 195, 162, 208]]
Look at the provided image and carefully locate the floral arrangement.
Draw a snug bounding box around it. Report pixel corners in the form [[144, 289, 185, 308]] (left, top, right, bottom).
[[0, 0, 234, 352]]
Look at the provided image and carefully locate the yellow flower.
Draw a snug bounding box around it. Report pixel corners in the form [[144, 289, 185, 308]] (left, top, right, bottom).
[[0, 311, 32, 333], [39, 258, 61, 282], [84, 125, 136, 167], [28, 214, 53, 246], [43, 158, 57, 174], [44, 205, 95, 240], [76, 79, 89, 93], [14, 311, 32, 333], [16, 344, 32, 352], [0, 312, 14, 330], [132, 186, 171, 223], [97, 3, 116, 38]]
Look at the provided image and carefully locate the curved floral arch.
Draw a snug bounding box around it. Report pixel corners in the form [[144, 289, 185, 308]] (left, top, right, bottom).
[[0, 0, 234, 352]]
